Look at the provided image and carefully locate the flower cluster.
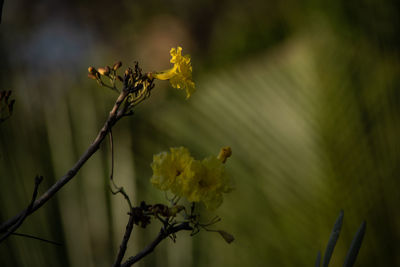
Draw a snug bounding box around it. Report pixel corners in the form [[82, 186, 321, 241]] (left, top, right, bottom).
[[152, 47, 195, 99], [151, 147, 233, 210]]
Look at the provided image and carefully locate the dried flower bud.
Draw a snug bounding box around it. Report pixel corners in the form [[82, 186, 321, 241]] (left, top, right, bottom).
[[88, 66, 96, 74], [147, 72, 154, 80], [117, 75, 123, 82], [113, 61, 122, 70], [218, 146, 232, 163], [88, 73, 97, 80], [125, 68, 132, 76], [217, 230, 234, 244], [98, 67, 110, 76]]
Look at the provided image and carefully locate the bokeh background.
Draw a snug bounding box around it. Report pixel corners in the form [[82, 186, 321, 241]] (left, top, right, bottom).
[[1, 0, 400, 266]]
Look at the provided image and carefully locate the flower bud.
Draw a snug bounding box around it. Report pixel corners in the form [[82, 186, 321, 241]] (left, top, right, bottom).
[[88, 73, 97, 80], [125, 68, 132, 76], [117, 75, 123, 82], [88, 66, 96, 74], [98, 67, 110, 76], [217, 230, 234, 244], [113, 61, 122, 70], [147, 72, 154, 80], [218, 146, 232, 163]]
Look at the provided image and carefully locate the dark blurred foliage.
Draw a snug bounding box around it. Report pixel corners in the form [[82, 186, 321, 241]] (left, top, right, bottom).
[[1, 0, 400, 266]]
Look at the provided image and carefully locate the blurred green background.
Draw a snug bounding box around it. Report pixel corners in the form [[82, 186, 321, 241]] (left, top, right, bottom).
[[1, 0, 400, 266]]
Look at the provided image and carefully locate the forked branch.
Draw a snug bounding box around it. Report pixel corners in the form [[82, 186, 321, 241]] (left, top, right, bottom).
[[0, 89, 129, 237], [121, 222, 193, 267]]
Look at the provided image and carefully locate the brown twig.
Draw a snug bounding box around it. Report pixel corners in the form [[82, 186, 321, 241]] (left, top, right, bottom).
[[108, 121, 135, 267], [10, 232, 62, 246], [113, 213, 135, 267], [109, 126, 134, 210], [121, 222, 193, 267], [0, 89, 129, 237], [0, 176, 43, 242]]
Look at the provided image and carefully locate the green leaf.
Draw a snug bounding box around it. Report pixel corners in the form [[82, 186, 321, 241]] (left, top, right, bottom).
[[343, 221, 366, 267], [315, 251, 321, 267], [322, 210, 344, 267]]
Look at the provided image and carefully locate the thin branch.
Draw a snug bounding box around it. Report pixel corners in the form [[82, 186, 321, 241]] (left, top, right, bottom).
[[110, 183, 133, 211], [0, 90, 129, 237], [11, 232, 62, 246], [108, 125, 134, 210], [121, 222, 193, 267], [0, 176, 43, 242], [113, 213, 135, 267], [109, 128, 133, 210], [109, 129, 115, 181], [109, 124, 136, 267]]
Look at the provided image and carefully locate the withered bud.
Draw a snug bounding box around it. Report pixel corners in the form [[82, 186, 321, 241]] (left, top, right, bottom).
[[217, 230, 235, 244], [88, 66, 96, 74], [113, 61, 122, 71], [117, 75, 123, 82], [98, 67, 110, 76], [125, 67, 132, 76], [88, 73, 97, 80], [217, 146, 232, 163]]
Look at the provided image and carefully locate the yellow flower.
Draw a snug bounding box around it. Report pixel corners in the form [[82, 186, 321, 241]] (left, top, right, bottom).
[[186, 156, 233, 210], [150, 146, 233, 210], [150, 147, 196, 195], [152, 47, 195, 99]]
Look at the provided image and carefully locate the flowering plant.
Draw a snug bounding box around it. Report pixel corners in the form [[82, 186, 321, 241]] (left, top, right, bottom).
[[87, 46, 234, 264], [0, 46, 234, 267]]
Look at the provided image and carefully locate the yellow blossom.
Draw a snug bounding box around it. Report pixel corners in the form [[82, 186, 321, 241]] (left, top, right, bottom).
[[186, 156, 233, 210], [150, 146, 233, 210], [150, 147, 196, 195], [152, 47, 195, 99]]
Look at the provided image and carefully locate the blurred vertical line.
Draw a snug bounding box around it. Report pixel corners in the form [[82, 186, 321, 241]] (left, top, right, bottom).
[[67, 88, 111, 267], [44, 99, 95, 267]]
